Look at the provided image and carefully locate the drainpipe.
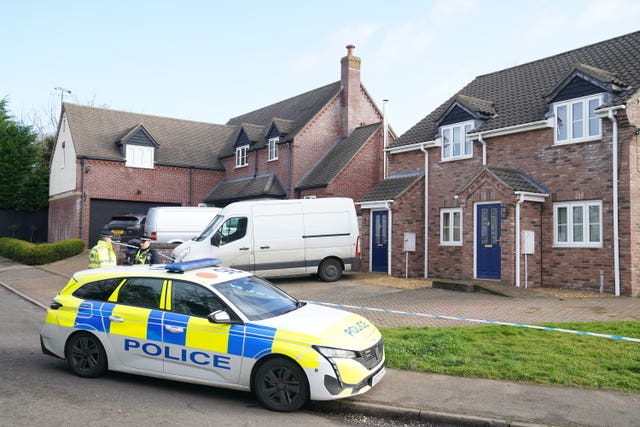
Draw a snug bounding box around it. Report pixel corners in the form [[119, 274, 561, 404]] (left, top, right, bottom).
[[189, 167, 193, 206], [388, 208, 393, 276], [478, 134, 487, 166], [287, 140, 293, 199], [607, 109, 621, 296], [383, 100, 389, 179], [420, 144, 429, 278], [79, 158, 86, 244], [515, 193, 524, 287]]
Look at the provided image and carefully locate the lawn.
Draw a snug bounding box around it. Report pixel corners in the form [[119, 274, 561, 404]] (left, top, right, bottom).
[[381, 321, 640, 393]]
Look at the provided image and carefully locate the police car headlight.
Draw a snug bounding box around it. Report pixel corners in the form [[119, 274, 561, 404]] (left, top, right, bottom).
[[174, 246, 190, 261], [314, 346, 357, 359]]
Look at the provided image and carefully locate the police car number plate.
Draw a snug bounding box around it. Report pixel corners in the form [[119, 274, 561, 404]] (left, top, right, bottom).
[[370, 367, 385, 387], [112, 229, 124, 235]]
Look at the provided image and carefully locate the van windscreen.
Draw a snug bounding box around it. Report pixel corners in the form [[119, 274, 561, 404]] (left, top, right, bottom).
[[194, 215, 224, 242]]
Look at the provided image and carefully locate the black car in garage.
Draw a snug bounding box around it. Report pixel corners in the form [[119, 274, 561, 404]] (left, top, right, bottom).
[[104, 213, 146, 242]]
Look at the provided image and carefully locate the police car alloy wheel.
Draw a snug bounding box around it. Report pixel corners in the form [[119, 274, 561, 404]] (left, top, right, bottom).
[[253, 357, 309, 412], [66, 332, 108, 378]]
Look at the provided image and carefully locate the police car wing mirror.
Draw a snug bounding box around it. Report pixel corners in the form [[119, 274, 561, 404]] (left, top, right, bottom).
[[208, 310, 231, 324]]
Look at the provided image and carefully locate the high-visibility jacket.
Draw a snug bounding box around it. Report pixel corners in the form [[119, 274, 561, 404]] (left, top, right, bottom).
[[88, 240, 117, 268], [133, 248, 160, 264]]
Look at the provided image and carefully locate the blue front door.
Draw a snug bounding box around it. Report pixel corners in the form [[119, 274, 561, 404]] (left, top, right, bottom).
[[371, 210, 388, 272], [476, 204, 501, 279]]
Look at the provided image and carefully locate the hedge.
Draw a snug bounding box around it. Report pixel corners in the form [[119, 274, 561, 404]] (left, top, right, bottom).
[[0, 238, 85, 265]]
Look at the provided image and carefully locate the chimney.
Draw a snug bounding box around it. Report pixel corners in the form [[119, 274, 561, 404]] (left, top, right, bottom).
[[340, 44, 361, 136]]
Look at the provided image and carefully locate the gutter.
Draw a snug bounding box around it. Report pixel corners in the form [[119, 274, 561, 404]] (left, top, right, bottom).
[[597, 105, 625, 296], [390, 119, 553, 155]]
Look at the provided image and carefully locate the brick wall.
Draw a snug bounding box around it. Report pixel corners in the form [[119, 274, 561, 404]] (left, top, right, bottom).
[[54, 159, 223, 245], [384, 109, 640, 295]]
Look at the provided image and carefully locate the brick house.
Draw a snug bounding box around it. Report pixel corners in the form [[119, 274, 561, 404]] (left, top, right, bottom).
[[48, 45, 391, 246], [358, 32, 640, 296]]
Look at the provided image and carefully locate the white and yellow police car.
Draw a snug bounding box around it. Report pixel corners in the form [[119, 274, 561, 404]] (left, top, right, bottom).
[[40, 259, 385, 412]]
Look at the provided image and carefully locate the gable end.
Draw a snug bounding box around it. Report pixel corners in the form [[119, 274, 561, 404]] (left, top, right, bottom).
[[439, 105, 476, 127], [550, 76, 606, 103]]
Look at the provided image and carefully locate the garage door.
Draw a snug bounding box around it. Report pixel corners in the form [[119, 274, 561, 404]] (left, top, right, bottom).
[[88, 199, 179, 247]]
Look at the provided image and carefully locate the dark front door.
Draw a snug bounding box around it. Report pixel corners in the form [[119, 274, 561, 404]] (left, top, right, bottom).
[[371, 210, 388, 272], [476, 204, 501, 279]]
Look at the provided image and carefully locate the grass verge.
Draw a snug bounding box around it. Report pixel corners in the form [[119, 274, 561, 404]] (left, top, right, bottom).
[[381, 321, 640, 393]]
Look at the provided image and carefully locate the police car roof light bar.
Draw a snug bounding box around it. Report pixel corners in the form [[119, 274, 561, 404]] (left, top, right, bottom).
[[165, 258, 222, 273]]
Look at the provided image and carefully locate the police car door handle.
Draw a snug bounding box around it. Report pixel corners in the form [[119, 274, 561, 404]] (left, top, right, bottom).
[[239, 247, 250, 251], [259, 246, 270, 249], [165, 325, 184, 333], [109, 315, 124, 323]]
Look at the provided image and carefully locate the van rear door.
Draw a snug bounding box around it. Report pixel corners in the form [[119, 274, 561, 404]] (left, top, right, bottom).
[[252, 202, 305, 277]]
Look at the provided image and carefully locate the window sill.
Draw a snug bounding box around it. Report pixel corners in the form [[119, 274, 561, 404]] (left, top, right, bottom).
[[552, 243, 603, 249], [440, 155, 473, 163], [553, 136, 601, 146]]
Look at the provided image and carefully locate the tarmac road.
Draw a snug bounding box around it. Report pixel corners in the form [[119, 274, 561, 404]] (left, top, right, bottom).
[[1, 253, 640, 426]]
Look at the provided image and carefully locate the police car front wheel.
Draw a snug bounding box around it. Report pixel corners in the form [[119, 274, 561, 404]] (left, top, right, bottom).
[[66, 332, 108, 378], [253, 357, 309, 412]]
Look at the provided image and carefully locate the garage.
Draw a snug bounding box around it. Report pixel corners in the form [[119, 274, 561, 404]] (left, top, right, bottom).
[[88, 199, 179, 247]]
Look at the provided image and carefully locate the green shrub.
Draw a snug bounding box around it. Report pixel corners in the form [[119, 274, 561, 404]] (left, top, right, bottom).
[[0, 238, 84, 265]]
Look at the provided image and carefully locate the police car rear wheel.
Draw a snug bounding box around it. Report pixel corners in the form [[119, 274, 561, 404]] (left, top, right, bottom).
[[253, 358, 309, 412], [66, 332, 107, 378]]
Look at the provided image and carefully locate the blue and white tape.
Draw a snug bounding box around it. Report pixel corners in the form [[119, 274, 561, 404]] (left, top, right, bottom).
[[312, 301, 640, 343]]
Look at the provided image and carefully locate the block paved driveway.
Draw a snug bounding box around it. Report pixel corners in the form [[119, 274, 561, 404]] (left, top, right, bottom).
[[274, 278, 640, 328]]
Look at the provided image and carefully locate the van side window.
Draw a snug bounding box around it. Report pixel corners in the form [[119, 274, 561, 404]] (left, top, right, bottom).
[[219, 217, 248, 245]]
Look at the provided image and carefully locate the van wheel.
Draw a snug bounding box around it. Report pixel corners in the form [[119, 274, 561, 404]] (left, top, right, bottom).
[[318, 259, 342, 282], [253, 357, 309, 412], [66, 332, 107, 378]]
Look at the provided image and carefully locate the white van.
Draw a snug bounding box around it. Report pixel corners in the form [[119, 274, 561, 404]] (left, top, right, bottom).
[[144, 207, 221, 244], [172, 198, 361, 281]]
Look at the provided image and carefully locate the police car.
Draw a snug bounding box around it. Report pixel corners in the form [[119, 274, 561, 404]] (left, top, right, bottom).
[[40, 259, 385, 412]]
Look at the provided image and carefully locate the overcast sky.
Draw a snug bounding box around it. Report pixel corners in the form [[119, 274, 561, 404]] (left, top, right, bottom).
[[3, 0, 640, 137]]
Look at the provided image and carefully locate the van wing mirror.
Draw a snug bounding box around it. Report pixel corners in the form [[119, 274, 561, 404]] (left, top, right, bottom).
[[211, 231, 222, 247]]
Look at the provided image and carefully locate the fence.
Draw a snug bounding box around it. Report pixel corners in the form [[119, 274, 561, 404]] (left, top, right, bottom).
[[0, 209, 48, 242]]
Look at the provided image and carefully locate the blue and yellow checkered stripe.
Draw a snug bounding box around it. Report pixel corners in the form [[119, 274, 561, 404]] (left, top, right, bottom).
[[73, 301, 278, 358]]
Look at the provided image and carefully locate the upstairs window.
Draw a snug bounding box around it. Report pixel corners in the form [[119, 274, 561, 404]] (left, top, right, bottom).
[[554, 95, 602, 144], [126, 145, 154, 169], [235, 145, 248, 168], [441, 121, 473, 161], [268, 137, 279, 161]]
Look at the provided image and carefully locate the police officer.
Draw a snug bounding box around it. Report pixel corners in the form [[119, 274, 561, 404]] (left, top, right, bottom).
[[132, 237, 161, 264], [89, 230, 117, 268]]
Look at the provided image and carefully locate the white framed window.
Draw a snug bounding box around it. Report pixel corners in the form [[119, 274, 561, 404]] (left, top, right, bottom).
[[440, 208, 462, 245], [554, 94, 602, 144], [125, 145, 154, 169], [553, 200, 602, 247], [235, 145, 248, 168], [268, 137, 279, 161], [441, 121, 473, 161]]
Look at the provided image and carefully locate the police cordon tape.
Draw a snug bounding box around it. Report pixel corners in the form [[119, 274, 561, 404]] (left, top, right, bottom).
[[311, 301, 640, 343]]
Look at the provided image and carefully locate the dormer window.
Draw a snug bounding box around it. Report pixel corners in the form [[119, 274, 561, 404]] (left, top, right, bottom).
[[441, 121, 473, 161], [554, 94, 602, 144], [268, 137, 279, 161], [125, 145, 154, 169], [236, 145, 248, 168]]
